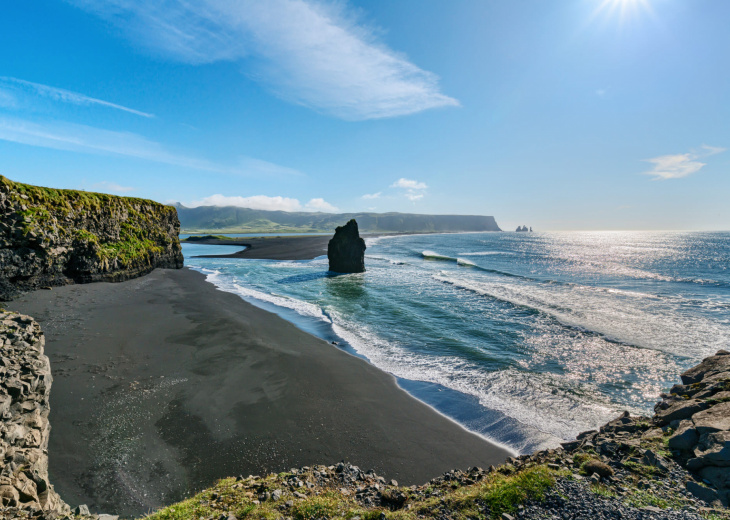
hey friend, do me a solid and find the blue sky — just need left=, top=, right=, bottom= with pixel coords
left=1, top=0, right=727, bottom=230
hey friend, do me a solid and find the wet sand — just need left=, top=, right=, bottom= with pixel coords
left=189, top=235, right=332, bottom=260
left=11, top=268, right=510, bottom=517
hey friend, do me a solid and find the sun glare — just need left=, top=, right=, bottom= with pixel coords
left=595, top=0, right=654, bottom=22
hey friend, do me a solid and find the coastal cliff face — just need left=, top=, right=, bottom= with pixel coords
left=0, top=312, right=69, bottom=517
left=0, top=176, right=184, bottom=301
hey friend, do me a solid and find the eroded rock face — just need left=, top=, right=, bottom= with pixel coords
left=327, top=220, right=366, bottom=274
left=654, top=349, right=730, bottom=505
left=0, top=176, right=184, bottom=301
left=0, top=312, right=69, bottom=516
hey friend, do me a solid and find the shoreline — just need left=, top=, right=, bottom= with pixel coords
left=11, top=267, right=511, bottom=517
left=185, top=231, right=503, bottom=261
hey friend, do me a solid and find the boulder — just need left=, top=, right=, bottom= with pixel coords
left=692, top=401, right=730, bottom=434
left=686, top=481, right=722, bottom=506
left=327, top=220, right=366, bottom=274
left=668, top=420, right=699, bottom=451
left=694, top=431, right=730, bottom=467
left=681, top=351, right=730, bottom=385
left=655, top=399, right=706, bottom=426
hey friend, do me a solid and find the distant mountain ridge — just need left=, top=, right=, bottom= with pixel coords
left=176, top=204, right=501, bottom=233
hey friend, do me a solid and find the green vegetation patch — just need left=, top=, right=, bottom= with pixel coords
left=144, top=465, right=558, bottom=520
left=478, top=465, right=556, bottom=519
left=1, top=175, right=179, bottom=270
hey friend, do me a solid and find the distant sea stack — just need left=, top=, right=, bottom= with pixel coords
left=0, top=175, right=184, bottom=301
left=516, top=225, right=532, bottom=232
left=328, top=219, right=366, bottom=273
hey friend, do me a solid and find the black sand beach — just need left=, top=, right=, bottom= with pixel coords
left=12, top=268, right=511, bottom=517
left=191, top=235, right=331, bottom=260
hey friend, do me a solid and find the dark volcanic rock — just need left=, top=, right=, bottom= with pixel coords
left=0, top=176, right=184, bottom=301
left=327, top=220, right=366, bottom=274
left=681, top=350, right=730, bottom=385
left=0, top=312, right=69, bottom=516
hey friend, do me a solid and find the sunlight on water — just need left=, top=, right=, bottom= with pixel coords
left=184, top=231, right=730, bottom=453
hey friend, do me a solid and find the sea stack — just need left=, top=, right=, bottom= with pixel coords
left=328, top=219, right=366, bottom=273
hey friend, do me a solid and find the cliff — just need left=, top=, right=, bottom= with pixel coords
left=176, top=205, right=502, bottom=234
left=0, top=176, right=184, bottom=301
left=0, top=312, right=69, bottom=517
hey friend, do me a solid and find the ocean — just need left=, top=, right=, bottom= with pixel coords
left=183, top=231, right=730, bottom=455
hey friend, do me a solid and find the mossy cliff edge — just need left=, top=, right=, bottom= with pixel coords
left=0, top=176, right=184, bottom=301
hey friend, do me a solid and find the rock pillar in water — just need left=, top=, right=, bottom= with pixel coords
left=328, top=219, right=366, bottom=273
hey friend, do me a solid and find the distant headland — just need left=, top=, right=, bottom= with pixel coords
left=175, top=203, right=502, bottom=234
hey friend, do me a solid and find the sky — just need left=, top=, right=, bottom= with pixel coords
left=1, top=0, right=728, bottom=231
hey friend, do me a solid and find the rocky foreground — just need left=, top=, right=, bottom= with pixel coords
left=1, top=307, right=728, bottom=520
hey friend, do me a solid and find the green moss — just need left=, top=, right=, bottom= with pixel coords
left=2, top=175, right=179, bottom=270
left=478, top=465, right=555, bottom=519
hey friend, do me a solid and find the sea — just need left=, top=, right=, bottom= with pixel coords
left=182, top=231, right=730, bottom=455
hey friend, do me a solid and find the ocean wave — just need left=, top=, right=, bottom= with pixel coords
left=422, top=250, right=456, bottom=261
left=461, top=251, right=514, bottom=256
left=433, top=273, right=730, bottom=358
left=195, top=267, right=332, bottom=323
left=328, top=311, right=623, bottom=448
left=456, top=258, right=477, bottom=267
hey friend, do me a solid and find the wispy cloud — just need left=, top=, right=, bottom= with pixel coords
left=189, top=194, right=338, bottom=212
left=0, top=115, right=301, bottom=176
left=361, top=192, right=381, bottom=200
left=0, top=76, right=154, bottom=118
left=91, top=181, right=135, bottom=193
left=643, top=145, right=725, bottom=180
left=391, top=177, right=428, bottom=201
left=68, top=0, right=459, bottom=120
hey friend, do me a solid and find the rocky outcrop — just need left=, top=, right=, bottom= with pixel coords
left=0, top=176, right=184, bottom=301
left=327, top=220, right=366, bottom=274
left=656, top=350, right=730, bottom=504
left=0, top=312, right=69, bottom=517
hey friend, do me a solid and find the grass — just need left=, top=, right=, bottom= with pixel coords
left=625, top=489, right=685, bottom=510
left=590, top=483, right=618, bottom=499
left=1, top=175, right=179, bottom=270
left=623, top=461, right=659, bottom=478
left=143, top=465, right=559, bottom=520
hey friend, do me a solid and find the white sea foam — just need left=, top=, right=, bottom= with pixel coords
left=422, top=250, right=456, bottom=261
left=197, top=268, right=332, bottom=323
left=461, top=251, right=514, bottom=256
left=433, top=273, right=729, bottom=359
left=328, top=310, right=622, bottom=448
left=456, top=258, right=477, bottom=267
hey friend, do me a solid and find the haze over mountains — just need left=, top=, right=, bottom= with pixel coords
left=176, top=204, right=501, bottom=234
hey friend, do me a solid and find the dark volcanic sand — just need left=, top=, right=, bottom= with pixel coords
left=11, top=268, right=511, bottom=517
left=191, top=235, right=332, bottom=260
